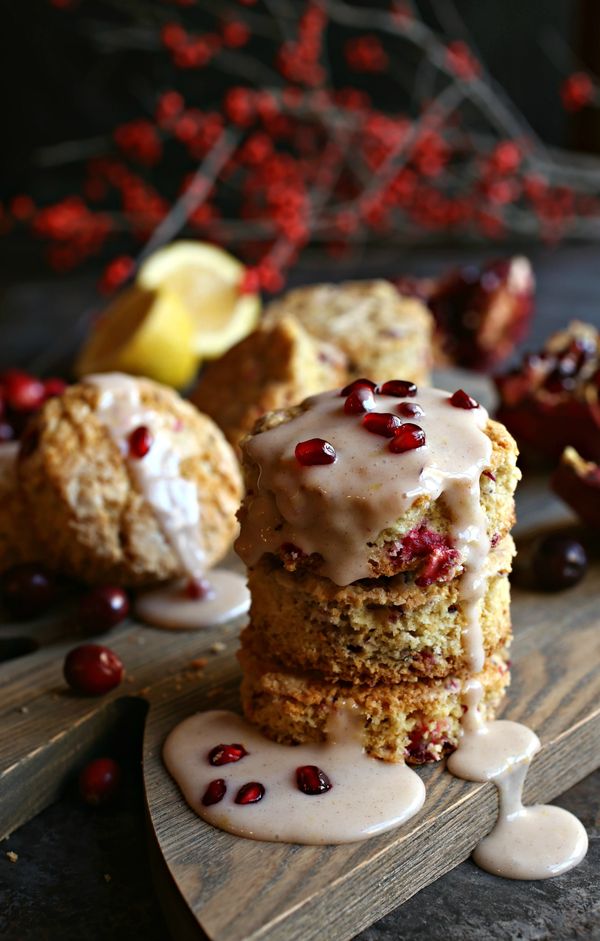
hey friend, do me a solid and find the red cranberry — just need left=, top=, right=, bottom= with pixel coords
left=2, top=370, right=45, bottom=412
left=344, top=387, right=375, bottom=415
left=362, top=412, right=402, bottom=437
left=1, top=564, right=58, bottom=620
left=235, top=782, right=265, bottom=804
left=208, top=743, right=248, bottom=766
left=295, top=438, right=336, bottom=466
left=63, top=644, right=124, bottom=696
left=377, top=379, right=417, bottom=397
left=340, top=378, right=376, bottom=396
left=202, top=779, right=227, bottom=806
left=532, top=534, right=587, bottom=591
left=128, top=425, right=153, bottom=459
left=79, top=757, right=121, bottom=806
left=449, top=389, right=479, bottom=409
left=397, top=402, right=424, bottom=418
left=43, top=377, right=67, bottom=399
left=79, top=586, right=130, bottom=632
left=389, top=424, right=426, bottom=453
left=186, top=577, right=215, bottom=600
left=296, top=765, right=332, bottom=795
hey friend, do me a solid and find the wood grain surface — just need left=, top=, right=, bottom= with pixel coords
left=1, top=479, right=599, bottom=941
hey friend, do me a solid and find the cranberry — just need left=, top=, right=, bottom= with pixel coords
left=397, top=402, right=424, bottom=419
left=79, top=757, right=121, bottom=806
left=340, top=378, right=376, bottom=396
left=296, top=765, right=332, bottom=795
left=295, top=438, right=336, bottom=466
left=208, top=743, right=248, bottom=766
left=449, top=389, right=479, bottom=409
left=79, top=586, right=130, bottom=632
left=1, top=564, right=58, bottom=620
left=2, top=370, right=45, bottom=412
left=186, top=577, right=215, bottom=600
left=43, top=377, right=67, bottom=399
left=344, top=387, right=375, bottom=415
left=202, top=779, right=227, bottom=806
left=389, top=424, right=426, bottom=453
left=235, top=782, right=265, bottom=804
left=63, top=644, right=124, bottom=696
left=532, top=534, right=587, bottom=591
left=377, top=379, right=417, bottom=397
left=362, top=412, right=402, bottom=438
left=128, top=425, right=153, bottom=458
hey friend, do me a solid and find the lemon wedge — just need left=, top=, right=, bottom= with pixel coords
left=136, top=241, right=261, bottom=358
left=75, top=285, right=198, bottom=389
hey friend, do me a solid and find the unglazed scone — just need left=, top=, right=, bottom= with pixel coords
left=191, top=316, right=347, bottom=454
left=263, top=280, right=433, bottom=385
left=17, top=375, right=242, bottom=586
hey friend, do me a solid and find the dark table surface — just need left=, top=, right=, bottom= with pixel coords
left=1, top=242, right=599, bottom=941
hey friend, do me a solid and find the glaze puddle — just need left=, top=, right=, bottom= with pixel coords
left=136, top=570, right=249, bottom=630
left=163, top=705, right=425, bottom=844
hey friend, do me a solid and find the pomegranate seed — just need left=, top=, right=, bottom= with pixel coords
left=44, top=377, right=67, bottom=399
left=344, top=387, right=375, bottom=415
left=296, top=765, right=332, bottom=795
left=340, top=378, right=376, bottom=396
left=235, top=781, right=265, bottom=804
left=202, top=779, right=227, bottom=806
left=1, top=564, right=58, bottom=620
left=186, top=577, right=215, bottom=600
left=2, top=370, right=46, bottom=412
left=397, top=402, right=424, bottom=419
left=128, top=425, right=153, bottom=458
left=79, top=586, right=130, bottom=632
left=208, top=743, right=248, bottom=766
left=63, top=643, right=124, bottom=696
left=295, top=438, right=336, bottom=466
left=449, top=389, right=479, bottom=409
left=389, top=423, right=426, bottom=453
left=79, top=757, right=121, bottom=806
left=362, top=412, right=402, bottom=437
left=377, top=380, right=417, bottom=397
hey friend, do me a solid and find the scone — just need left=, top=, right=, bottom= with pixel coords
left=17, top=374, right=242, bottom=586
left=263, top=279, right=433, bottom=385
left=192, top=316, right=347, bottom=455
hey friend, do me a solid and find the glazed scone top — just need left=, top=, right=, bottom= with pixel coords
left=236, top=385, right=493, bottom=588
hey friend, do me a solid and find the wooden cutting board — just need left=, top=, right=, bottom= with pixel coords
left=1, top=477, right=599, bottom=941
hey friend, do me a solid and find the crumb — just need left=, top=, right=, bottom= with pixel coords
left=138, top=686, right=151, bottom=696
left=210, top=641, right=226, bottom=654
left=190, top=657, right=208, bottom=670
left=6, top=851, right=18, bottom=863
left=137, top=637, right=146, bottom=645
left=206, top=685, right=224, bottom=699
left=126, top=675, right=135, bottom=683
left=103, top=873, right=112, bottom=883
left=19, top=706, right=29, bottom=714
left=175, top=682, right=182, bottom=691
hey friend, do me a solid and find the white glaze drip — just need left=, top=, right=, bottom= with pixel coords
left=163, top=705, right=425, bottom=844
left=136, top=570, right=250, bottom=630
left=87, top=373, right=206, bottom=579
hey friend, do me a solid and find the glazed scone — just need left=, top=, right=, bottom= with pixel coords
left=0, top=442, right=39, bottom=572
left=264, top=280, right=433, bottom=385
left=17, top=375, right=242, bottom=586
left=243, top=535, right=514, bottom=684
left=238, top=645, right=510, bottom=764
left=191, top=316, right=347, bottom=454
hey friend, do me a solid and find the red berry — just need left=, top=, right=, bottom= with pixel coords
left=208, top=743, right=248, bottom=766
left=43, top=377, right=67, bottom=399
left=397, top=402, right=424, bottom=419
left=377, top=380, right=417, bottom=397
left=235, top=782, right=265, bottom=804
left=1, top=564, right=58, bottom=620
left=186, top=577, right=215, bottom=600
left=296, top=765, right=332, bottom=795
left=532, top=534, right=587, bottom=591
left=362, top=411, right=402, bottom=437
left=389, top=423, right=426, bottom=453
left=63, top=644, right=123, bottom=696
left=202, top=778, right=227, bottom=806
left=449, top=389, right=479, bottom=409
left=3, top=371, right=45, bottom=412
left=340, top=378, right=377, bottom=396
left=295, top=438, right=336, bottom=466
left=79, top=757, right=121, bottom=806
left=344, top=386, right=375, bottom=415
left=79, top=586, right=130, bottom=632
left=129, top=425, right=153, bottom=458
